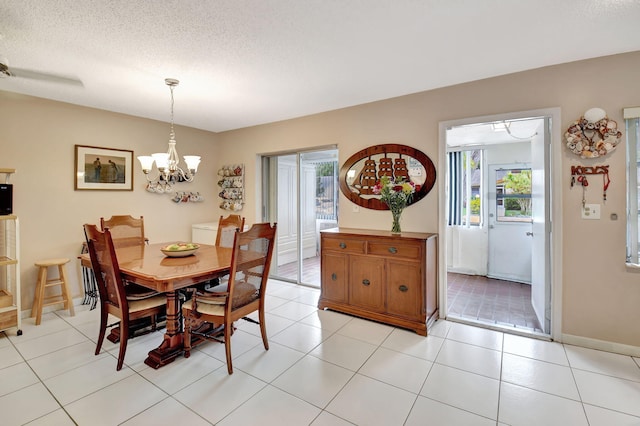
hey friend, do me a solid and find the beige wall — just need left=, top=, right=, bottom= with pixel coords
left=216, top=51, right=640, bottom=349
left=2, top=51, right=640, bottom=349
left=1, top=93, right=220, bottom=310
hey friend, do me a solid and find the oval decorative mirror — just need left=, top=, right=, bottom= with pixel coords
left=339, top=143, right=436, bottom=210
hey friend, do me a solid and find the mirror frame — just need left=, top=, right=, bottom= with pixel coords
left=339, top=143, right=436, bottom=210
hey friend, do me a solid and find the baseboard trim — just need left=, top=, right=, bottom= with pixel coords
left=20, top=296, right=86, bottom=319
left=562, top=333, right=640, bottom=357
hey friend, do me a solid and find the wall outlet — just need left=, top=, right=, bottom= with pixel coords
left=582, top=204, right=601, bottom=220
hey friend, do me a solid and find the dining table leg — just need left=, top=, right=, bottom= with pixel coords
left=144, top=290, right=184, bottom=369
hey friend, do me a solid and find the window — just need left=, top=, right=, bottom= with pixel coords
left=625, top=108, right=640, bottom=264
left=447, top=149, right=482, bottom=226
left=495, top=168, right=532, bottom=223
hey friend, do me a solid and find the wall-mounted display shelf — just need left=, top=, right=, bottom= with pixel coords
left=218, top=164, right=244, bottom=211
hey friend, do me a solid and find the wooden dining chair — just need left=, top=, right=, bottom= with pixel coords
left=215, top=214, right=245, bottom=247
left=100, top=215, right=148, bottom=248
left=182, top=222, right=277, bottom=374
left=199, top=214, right=245, bottom=291
left=84, top=224, right=166, bottom=371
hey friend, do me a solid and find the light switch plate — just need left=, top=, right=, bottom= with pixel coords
left=582, top=204, right=601, bottom=219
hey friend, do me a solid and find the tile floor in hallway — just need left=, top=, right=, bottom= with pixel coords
left=1, top=279, right=640, bottom=425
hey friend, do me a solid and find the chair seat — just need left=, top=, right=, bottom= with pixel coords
left=129, top=294, right=166, bottom=313
left=183, top=298, right=224, bottom=316
left=197, top=281, right=258, bottom=308
left=125, top=283, right=160, bottom=301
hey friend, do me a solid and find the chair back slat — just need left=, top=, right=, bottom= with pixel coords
left=216, top=214, right=245, bottom=247
left=100, top=215, right=146, bottom=248
left=226, top=223, right=276, bottom=310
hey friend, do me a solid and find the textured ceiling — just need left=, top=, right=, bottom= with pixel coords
left=1, top=0, right=639, bottom=133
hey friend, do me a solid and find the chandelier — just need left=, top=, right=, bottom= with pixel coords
left=137, top=78, right=201, bottom=193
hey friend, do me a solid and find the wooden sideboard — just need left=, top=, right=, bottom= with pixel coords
left=319, top=227, right=438, bottom=336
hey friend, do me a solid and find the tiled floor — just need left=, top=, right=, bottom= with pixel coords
left=2, top=279, right=640, bottom=425
left=447, top=272, right=543, bottom=333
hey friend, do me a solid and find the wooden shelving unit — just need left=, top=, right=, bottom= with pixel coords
left=0, top=169, right=21, bottom=336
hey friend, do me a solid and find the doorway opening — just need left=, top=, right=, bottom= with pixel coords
left=261, top=147, right=338, bottom=287
left=443, top=115, right=552, bottom=337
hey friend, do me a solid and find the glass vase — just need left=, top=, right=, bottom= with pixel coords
left=391, top=207, right=403, bottom=234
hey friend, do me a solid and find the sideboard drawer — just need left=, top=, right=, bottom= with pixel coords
left=368, top=242, right=420, bottom=259
left=322, top=238, right=365, bottom=254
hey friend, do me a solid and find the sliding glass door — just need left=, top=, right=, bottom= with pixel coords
left=262, top=147, right=338, bottom=287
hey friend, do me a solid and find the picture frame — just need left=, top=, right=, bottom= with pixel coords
left=74, top=145, right=134, bottom=190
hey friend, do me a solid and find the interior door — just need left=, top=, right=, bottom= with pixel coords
left=530, top=118, right=551, bottom=333
left=487, top=164, right=532, bottom=283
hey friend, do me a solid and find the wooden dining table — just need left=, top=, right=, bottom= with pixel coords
left=81, top=242, right=233, bottom=369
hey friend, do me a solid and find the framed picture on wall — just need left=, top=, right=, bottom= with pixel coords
left=74, top=145, right=134, bottom=190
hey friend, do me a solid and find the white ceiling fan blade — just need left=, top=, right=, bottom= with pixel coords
left=10, top=67, right=83, bottom=87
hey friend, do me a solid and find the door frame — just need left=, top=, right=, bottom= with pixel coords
left=438, top=108, right=563, bottom=340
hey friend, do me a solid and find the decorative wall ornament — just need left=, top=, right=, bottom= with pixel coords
left=565, top=107, right=622, bottom=158
left=218, top=164, right=244, bottom=211
left=570, top=165, right=610, bottom=204
left=339, top=144, right=436, bottom=210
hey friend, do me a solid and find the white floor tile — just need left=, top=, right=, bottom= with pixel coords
left=268, top=300, right=320, bottom=321
left=326, top=374, right=416, bottom=425
left=381, top=327, right=444, bottom=361
left=234, top=341, right=305, bottom=382
left=64, top=374, right=167, bottom=426
left=435, top=339, right=502, bottom=379
left=139, top=350, right=224, bottom=394
left=0, top=362, right=40, bottom=397
left=336, top=316, right=394, bottom=345
left=0, top=344, right=24, bottom=369
left=235, top=311, right=295, bottom=338
left=27, top=340, right=107, bottom=380
left=27, top=408, right=76, bottom=425
left=195, top=328, right=262, bottom=362
left=310, top=411, right=354, bottom=425
left=0, top=383, right=61, bottom=425
left=270, top=321, right=331, bottom=353
left=122, top=397, right=210, bottom=425
left=421, top=363, right=499, bottom=420
left=14, top=327, right=89, bottom=360
left=583, top=403, right=640, bottom=426
left=105, top=329, right=165, bottom=372
left=574, top=369, right=640, bottom=417
left=5, top=297, right=640, bottom=425
left=174, top=369, right=266, bottom=424
left=44, top=355, right=135, bottom=405
left=406, top=396, right=496, bottom=426
left=565, top=345, right=640, bottom=381
left=309, top=333, right=377, bottom=371
left=8, top=312, right=71, bottom=343
left=300, top=309, right=353, bottom=333
left=293, top=287, right=321, bottom=306
left=264, top=294, right=290, bottom=311
left=503, top=333, right=569, bottom=365
left=217, top=385, right=321, bottom=426
left=498, top=382, right=588, bottom=426
left=270, top=284, right=316, bottom=300
left=359, top=346, right=432, bottom=393
left=447, top=321, right=504, bottom=350
left=501, top=353, right=580, bottom=400
left=428, top=319, right=452, bottom=338
left=272, top=355, right=354, bottom=408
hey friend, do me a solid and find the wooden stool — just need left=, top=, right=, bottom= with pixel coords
left=31, top=258, right=75, bottom=325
